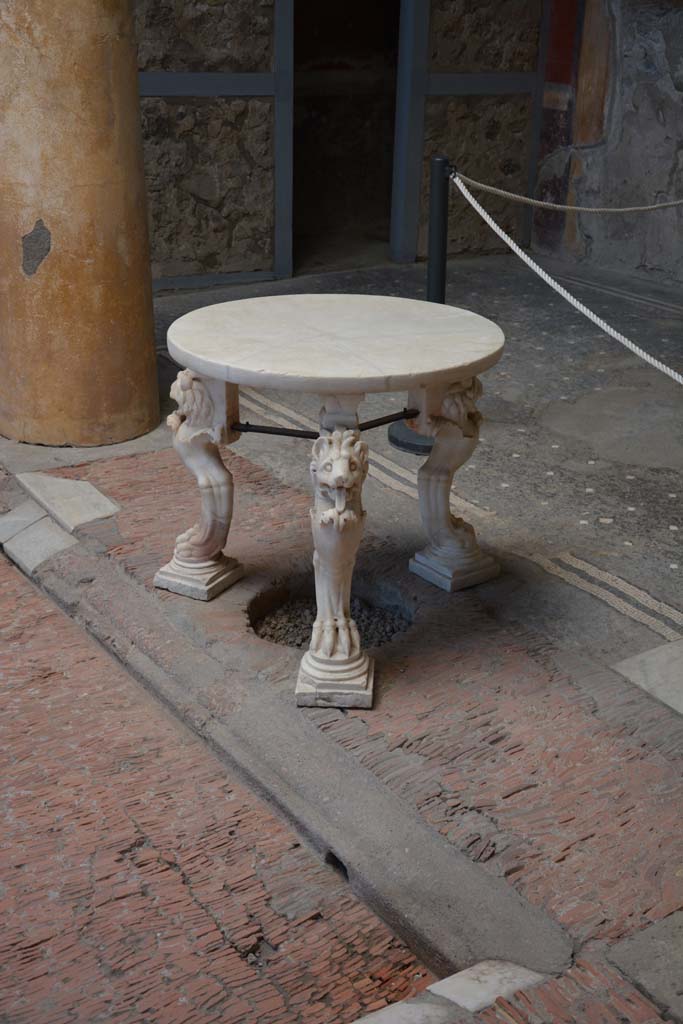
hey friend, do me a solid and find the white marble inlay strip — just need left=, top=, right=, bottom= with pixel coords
left=523, top=554, right=682, bottom=642
left=559, top=552, right=683, bottom=627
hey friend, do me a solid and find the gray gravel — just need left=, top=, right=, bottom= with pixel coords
left=254, top=595, right=410, bottom=649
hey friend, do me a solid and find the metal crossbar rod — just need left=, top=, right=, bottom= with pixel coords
left=233, top=408, right=420, bottom=440
left=232, top=422, right=317, bottom=439
left=358, top=408, right=420, bottom=431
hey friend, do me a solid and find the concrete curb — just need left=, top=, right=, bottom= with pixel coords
left=17, top=534, right=573, bottom=979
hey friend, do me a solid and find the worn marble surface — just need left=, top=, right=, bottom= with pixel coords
left=167, top=294, right=504, bottom=392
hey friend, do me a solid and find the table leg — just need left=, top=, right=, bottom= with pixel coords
left=409, top=378, right=499, bottom=592
left=296, top=398, right=374, bottom=708
left=154, top=369, right=244, bottom=600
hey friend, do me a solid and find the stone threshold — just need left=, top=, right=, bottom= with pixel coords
left=352, top=960, right=549, bottom=1023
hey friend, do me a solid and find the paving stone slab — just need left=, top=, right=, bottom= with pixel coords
left=16, top=472, right=119, bottom=533
left=613, top=640, right=683, bottom=715
left=4, top=518, right=78, bottom=574
left=428, top=960, right=549, bottom=1012
left=354, top=992, right=475, bottom=1024
left=0, top=499, right=46, bottom=543
left=607, top=911, right=683, bottom=1020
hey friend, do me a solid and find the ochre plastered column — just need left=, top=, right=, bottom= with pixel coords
left=0, top=0, right=159, bottom=445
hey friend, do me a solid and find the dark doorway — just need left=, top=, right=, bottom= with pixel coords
left=293, top=0, right=401, bottom=273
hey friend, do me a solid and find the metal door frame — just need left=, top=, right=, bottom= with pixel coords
left=138, top=0, right=551, bottom=286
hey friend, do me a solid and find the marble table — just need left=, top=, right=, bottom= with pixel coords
left=155, top=293, right=505, bottom=708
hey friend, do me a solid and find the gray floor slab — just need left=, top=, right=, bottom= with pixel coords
left=608, top=911, right=683, bottom=1020
left=4, top=518, right=79, bottom=574
left=613, top=640, right=683, bottom=715
left=17, top=473, right=119, bottom=534
left=0, top=499, right=46, bottom=543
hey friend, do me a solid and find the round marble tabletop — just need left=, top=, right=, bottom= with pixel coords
left=168, top=293, right=505, bottom=394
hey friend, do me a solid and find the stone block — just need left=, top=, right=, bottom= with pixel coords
left=0, top=499, right=46, bottom=543
left=613, top=640, right=683, bottom=715
left=4, top=519, right=78, bottom=575
left=354, top=991, right=475, bottom=1023
left=608, top=911, right=683, bottom=1020
left=17, top=473, right=119, bottom=534
left=428, top=960, right=549, bottom=1012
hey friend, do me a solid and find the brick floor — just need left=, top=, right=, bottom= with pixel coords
left=0, top=555, right=432, bottom=1024
left=55, top=446, right=683, bottom=953
left=476, top=955, right=665, bottom=1024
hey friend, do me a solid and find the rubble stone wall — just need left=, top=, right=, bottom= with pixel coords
left=429, top=0, right=541, bottom=73
left=135, top=0, right=274, bottom=72
left=420, top=95, right=533, bottom=257
left=140, top=98, right=274, bottom=279
left=420, top=0, right=542, bottom=257
left=535, top=0, right=683, bottom=285
left=136, top=1, right=275, bottom=278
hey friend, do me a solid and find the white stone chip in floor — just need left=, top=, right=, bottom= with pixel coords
left=613, top=639, right=683, bottom=715
left=4, top=518, right=79, bottom=575
left=16, top=472, right=119, bottom=533
left=427, top=960, right=548, bottom=1012
left=352, top=960, right=549, bottom=1022
left=0, top=499, right=46, bottom=543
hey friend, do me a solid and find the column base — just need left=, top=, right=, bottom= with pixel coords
left=296, top=650, right=375, bottom=708
left=154, top=554, right=244, bottom=601
left=409, top=549, right=499, bottom=593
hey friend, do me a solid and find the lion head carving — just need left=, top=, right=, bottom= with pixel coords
left=438, top=377, right=483, bottom=437
left=311, top=429, right=368, bottom=524
left=167, top=369, right=216, bottom=436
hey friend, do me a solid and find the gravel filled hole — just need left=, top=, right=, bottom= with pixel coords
left=254, top=595, right=410, bottom=649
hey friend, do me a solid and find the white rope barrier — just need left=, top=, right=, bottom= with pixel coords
left=457, top=172, right=683, bottom=213
left=451, top=172, right=683, bottom=388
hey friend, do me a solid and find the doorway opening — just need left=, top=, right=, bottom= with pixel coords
left=293, top=0, right=401, bottom=273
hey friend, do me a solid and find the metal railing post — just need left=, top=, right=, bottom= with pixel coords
left=388, top=154, right=452, bottom=454
left=426, top=154, right=451, bottom=303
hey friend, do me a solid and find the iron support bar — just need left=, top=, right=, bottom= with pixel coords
left=233, top=422, right=318, bottom=440
left=358, top=408, right=419, bottom=431
left=232, top=408, right=420, bottom=441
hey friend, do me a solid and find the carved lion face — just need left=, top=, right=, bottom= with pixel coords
left=169, top=369, right=214, bottom=428
left=311, top=430, right=368, bottom=513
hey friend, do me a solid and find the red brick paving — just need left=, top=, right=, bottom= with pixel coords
left=477, top=956, right=665, bottom=1024
left=54, top=446, right=683, bottom=953
left=0, top=555, right=432, bottom=1023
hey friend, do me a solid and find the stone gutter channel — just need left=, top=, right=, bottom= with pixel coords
left=1, top=471, right=583, bottom=1021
